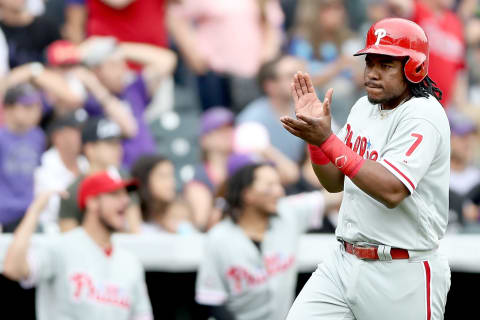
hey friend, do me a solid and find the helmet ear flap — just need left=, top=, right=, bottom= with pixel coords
left=404, top=57, right=428, bottom=83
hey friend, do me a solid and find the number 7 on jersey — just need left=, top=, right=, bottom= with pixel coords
left=406, top=133, right=423, bottom=156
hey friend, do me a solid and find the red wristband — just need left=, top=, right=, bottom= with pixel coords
left=308, top=144, right=330, bottom=165
left=320, top=133, right=365, bottom=178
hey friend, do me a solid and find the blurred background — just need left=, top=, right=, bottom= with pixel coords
left=0, top=0, right=480, bottom=318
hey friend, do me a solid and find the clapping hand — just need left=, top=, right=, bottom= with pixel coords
left=280, top=72, right=334, bottom=146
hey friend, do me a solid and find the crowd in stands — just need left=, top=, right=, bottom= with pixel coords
left=1, top=0, right=480, bottom=236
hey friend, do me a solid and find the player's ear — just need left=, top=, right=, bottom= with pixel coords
left=242, top=187, right=255, bottom=207
left=85, top=196, right=99, bottom=214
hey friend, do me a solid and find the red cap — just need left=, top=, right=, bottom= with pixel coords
left=47, top=40, right=81, bottom=67
left=78, top=169, right=138, bottom=210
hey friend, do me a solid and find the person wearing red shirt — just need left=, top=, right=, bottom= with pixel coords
left=63, top=0, right=174, bottom=48
left=388, top=0, right=466, bottom=106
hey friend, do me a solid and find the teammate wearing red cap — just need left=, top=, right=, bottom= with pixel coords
left=281, top=18, right=450, bottom=319
left=3, top=169, right=153, bottom=320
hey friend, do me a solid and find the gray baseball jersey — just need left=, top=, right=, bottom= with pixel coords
left=335, top=95, right=450, bottom=250
left=196, top=191, right=326, bottom=320
left=287, top=95, right=451, bottom=320
left=21, top=228, right=153, bottom=320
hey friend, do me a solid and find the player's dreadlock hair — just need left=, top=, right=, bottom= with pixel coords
left=408, top=75, right=443, bottom=102
left=401, top=58, right=442, bottom=101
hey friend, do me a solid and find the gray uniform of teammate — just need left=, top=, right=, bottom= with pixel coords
left=22, top=228, right=153, bottom=320
left=196, top=192, right=326, bottom=320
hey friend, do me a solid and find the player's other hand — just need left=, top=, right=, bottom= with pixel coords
left=31, top=190, right=69, bottom=213
left=280, top=71, right=334, bottom=146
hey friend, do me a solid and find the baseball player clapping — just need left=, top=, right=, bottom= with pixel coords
left=281, top=18, right=451, bottom=320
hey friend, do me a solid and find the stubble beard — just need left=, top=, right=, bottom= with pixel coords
left=98, top=201, right=119, bottom=234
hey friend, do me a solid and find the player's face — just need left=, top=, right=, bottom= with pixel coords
left=149, top=161, right=176, bottom=203
left=97, top=189, right=130, bottom=232
left=364, top=54, right=409, bottom=107
left=246, top=166, right=285, bottom=215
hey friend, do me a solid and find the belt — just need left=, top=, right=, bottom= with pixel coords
left=342, top=240, right=409, bottom=260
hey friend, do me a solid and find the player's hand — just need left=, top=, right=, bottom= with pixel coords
left=30, top=190, right=69, bottom=213
left=280, top=72, right=334, bottom=146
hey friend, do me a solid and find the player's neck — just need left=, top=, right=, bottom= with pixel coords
left=83, top=218, right=112, bottom=250
left=381, top=91, right=412, bottom=110
left=237, top=207, right=270, bottom=241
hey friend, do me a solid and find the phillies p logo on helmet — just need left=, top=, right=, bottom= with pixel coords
left=374, top=29, right=387, bottom=46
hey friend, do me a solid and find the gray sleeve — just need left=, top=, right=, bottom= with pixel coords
left=277, top=191, right=326, bottom=233
left=20, top=243, right=57, bottom=289
left=130, top=263, right=153, bottom=320
left=195, top=236, right=229, bottom=306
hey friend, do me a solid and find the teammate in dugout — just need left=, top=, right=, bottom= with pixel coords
left=3, top=169, right=153, bottom=320
left=281, top=18, right=451, bottom=319
left=195, top=162, right=342, bottom=320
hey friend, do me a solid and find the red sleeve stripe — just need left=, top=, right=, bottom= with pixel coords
left=423, top=261, right=432, bottom=320
left=383, top=159, right=416, bottom=190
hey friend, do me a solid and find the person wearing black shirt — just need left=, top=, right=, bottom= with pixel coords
left=0, top=0, right=60, bottom=68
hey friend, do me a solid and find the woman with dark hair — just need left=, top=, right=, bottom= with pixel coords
left=131, top=154, right=196, bottom=234
left=195, top=162, right=340, bottom=320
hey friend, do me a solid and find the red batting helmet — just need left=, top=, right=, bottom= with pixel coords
left=354, top=18, right=429, bottom=84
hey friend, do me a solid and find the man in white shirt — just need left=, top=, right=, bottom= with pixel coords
left=281, top=18, right=451, bottom=320
left=34, top=109, right=90, bottom=232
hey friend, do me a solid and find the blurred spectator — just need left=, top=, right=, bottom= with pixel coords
left=237, top=55, right=306, bottom=162
left=34, top=109, right=89, bottom=233
left=465, top=16, right=480, bottom=105
left=285, top=145, right=342, bottom=233
left=389, top=0, right=466, bottom=106
left=463, top=183, right=480, bottom=231
left=0, top=0, right=60, bottom=68
left=58, top=117, right=141, bottom=232
left=0, top=28, right=8, bottom=76
left=280, top=0, right=299, bottom=32
left=183, top=107, right=235, bottom=231
left=447, top=108, right=480, bottom=232
left=285, top=146, right=323, bottom=195
left=50, top=37, right=177, bottom=167
left=131, top=154, right=196, bottom=234
left=184, top=107, right=299, bottom=231
left=5, top=61, right=82, bottom=113
left=448, top=108, right=480, bottom=195
left=289, top=0, right=363, bottom=125
left=455, top=0, right=478, bottom=22
left=168, top=0, right=284, bottom=110
left=0, top=28, right=8, bottom=122
left=63, top=0, right=173, bottom=47
left=0, top=83, right=44, bottom=232
left=359, top=0, right=390, bottom=34
left=196, top=163, right=334, bottom=319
